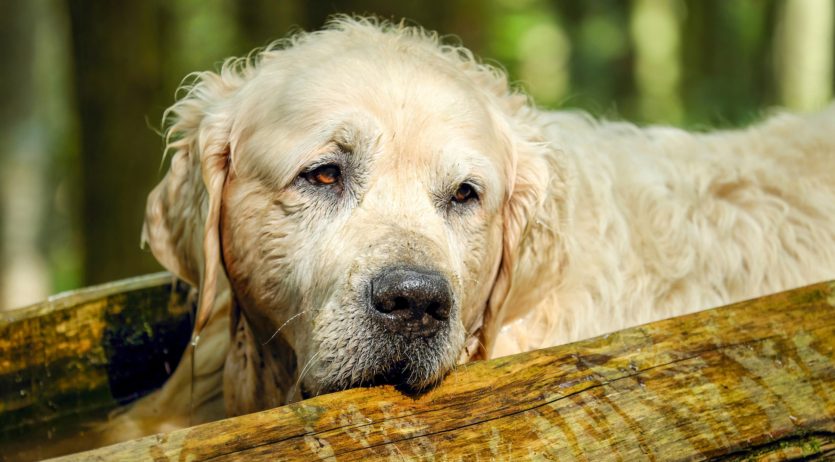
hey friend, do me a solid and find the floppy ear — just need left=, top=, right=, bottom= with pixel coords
left=475, top=117, right=553, bottom=360
left=142, top=69, right=242, bottom=338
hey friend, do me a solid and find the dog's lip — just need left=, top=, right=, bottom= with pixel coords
left=312, top=356, right=445, bottom=396
left=366, top=359, right=447, bottom=394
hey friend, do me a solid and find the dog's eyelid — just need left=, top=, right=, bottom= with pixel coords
left=301, top=149, right=344, bottom=172
left=458, top=178, right=484, bottom=195
left=303, top=160, right=339, bottom=173
left=300, top=142, right=352, bottom=172
left=464, top=179, right=484, bottom=193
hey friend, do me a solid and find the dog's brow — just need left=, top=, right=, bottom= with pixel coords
left=249, top=123, right=346, bottom=188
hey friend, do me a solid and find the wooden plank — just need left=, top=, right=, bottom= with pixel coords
left=0, top=273, right=194, bottom=461
left=51, top=280, right=835, bottom=461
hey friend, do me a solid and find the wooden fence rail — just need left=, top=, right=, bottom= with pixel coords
left=0, top=274, right=194, bottom=461
left=29, top=279, right=835, bottom=461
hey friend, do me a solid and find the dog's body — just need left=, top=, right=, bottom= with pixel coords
left=494, top=108, right=835, bottom=356
left=103, top=17, right=835, bottom=441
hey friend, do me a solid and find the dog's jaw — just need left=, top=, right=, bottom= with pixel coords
left=223, top=306, right=300, bottom=416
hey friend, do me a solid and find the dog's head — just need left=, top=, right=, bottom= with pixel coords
left=143, top=18, right=553, bottom=411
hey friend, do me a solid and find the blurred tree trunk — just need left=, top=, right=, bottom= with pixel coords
left=0, top=1, right=42, bottom=308
left=235, top=0, right=305, bottom=50
left=67, top=2, right=167, bottom=285
left=0, top=0, right=78, bottom=309
left=681, top=1, right=779, bottom=126
left=775, top=0, right=834, bottom=111
left=629, top=0, right=684, bottom=124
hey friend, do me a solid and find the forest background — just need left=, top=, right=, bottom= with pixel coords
left=1, top=0, right=832, bottom=310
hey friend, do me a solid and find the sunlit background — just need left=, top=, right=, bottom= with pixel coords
left=1, top=0, right=833, bottom=310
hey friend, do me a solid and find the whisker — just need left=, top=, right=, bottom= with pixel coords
left=291, top=350, right=322, bottom=400
left=474, top=338, right=487, bottom=356
left=262, top=310, right=308, bottom=346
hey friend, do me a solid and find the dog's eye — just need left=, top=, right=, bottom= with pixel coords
left=304, top=164, right=341, bottom=186
left=452, top=183, right=477, bottom=204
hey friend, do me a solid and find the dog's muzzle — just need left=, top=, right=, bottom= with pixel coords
left=369, top=266, right=452, bottom=338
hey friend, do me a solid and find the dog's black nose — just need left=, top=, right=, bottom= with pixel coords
left=370, top=267, right=452, bottom=337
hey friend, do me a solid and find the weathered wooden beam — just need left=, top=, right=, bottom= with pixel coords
left=0, top=273, right=193, bottom=461
left=51, top=280, right=835, bottom=461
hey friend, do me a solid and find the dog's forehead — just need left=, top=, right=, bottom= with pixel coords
left=283, top=45, right=494, bottom=129
left=234, top=43, right=509, bottom=185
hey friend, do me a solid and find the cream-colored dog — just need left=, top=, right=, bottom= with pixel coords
left=108, top=17, right=835, bottom=439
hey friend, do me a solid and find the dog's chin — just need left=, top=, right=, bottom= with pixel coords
left=302, top=336, right=457, bottom=398
left=306, top=360, right=448, bottom=398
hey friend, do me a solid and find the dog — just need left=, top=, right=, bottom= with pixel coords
left=105, top=16, right=835, bottom=440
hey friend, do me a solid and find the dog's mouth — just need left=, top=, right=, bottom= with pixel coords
left=298, top=265, right=460, bottom=399
left=293, top=323, right=454, bottom=400
left=361, top=359, right=428, bottom=391
left=302, top=353, right=449, bottom=399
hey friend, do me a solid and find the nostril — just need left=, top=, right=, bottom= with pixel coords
left=375, top=296, right=412, bottom=314
left=425, top=301, right=448, bottom=321
left=393, top=296, right=410, bottom=312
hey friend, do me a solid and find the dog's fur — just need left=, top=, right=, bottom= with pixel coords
left=105, top=17, right=835, bottom=440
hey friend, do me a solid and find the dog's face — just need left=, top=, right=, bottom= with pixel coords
left=144, top=19, right=551, bottom=410
left=220, top=41, right=509, bottom=395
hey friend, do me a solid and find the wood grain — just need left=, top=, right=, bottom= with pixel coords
left=0, top=273, right=193, bottom=461
left=50, top=280, right=835, bottom=461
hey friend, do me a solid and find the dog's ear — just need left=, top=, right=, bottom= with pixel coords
left=142, top=69, right=243, bottom=338
left=476, top=110, right=553, bottom=359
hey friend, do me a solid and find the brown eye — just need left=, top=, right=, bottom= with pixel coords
left=304, top=164, right=341, bottom=186
left=452, top=183, right=477, bottom=203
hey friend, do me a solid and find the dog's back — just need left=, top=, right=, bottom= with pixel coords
left=494, top=106, right=835, bottom=355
